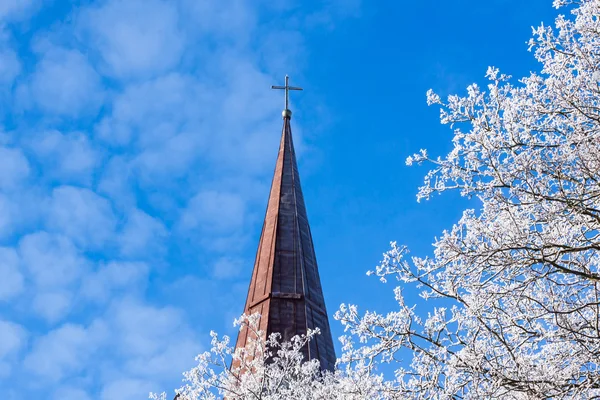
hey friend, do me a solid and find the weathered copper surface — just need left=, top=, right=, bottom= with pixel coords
left=234, top=115, right=336, bottom=371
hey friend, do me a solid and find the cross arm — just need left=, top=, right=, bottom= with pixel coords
left=271, top=75, right=303, bottom=112
left=271, top=86, right=302, bottom=90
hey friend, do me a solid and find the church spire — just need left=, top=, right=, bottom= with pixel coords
left=234, top=76, right=336, bottom=371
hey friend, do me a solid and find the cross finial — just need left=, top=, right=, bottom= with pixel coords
left=271, top=75, right=302, bottom=118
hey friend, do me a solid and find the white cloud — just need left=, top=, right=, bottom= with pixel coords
left=180, top=190, right=246, bottom=234
left=23, top=46, right=104, bottom=117
left=0, top=319, right=26, bottom=358
left=0, top=0, right=40, bottom=22
left=178, top=189, right=252, bottom=254
left=30, top=130, right=100, bottom=185
left=80, top=0, right=184, bottom=79
left=24, top=321, right=107, bottom=381
left=0, top=146, right=30, bottom=190
left=159, top=275, right=246, bottom=333
left=0, top=0, right=351, bottom=396
left=32, top=290, right=73, bottom=323
left=22, top=298, right=198, bottom=391
left=177, top=0, right=256, bottom=39
left=100, top=378, right=155, bottom=400
left=212, top=256, right=244, bottom=280
left=215, top=58, right=278, bottom=130
left=108, top=299, right=200, bottom=386
left=132, top=131, right=204, bottom=181
left=0, top=189, right=46, bottom=240
left=125, top=336, right=199, bottom=379
left=95, top=73, right=214, bottom=187
left=195, top=59, right=283, bottom=174
left=97, top=155, right=135, bottom=210
left=46, top=186, right=116, bottom=248
left=33, top=290, right=72, bottom=322
left=304, top=0, right=361, bottom=29
left=119, top=209, right=167, bottom=258
left=81, top=261, right=148, bottom=303
left=0, top=194, right=16, bottom=239
left=94, top=61, right=281, bottom=181
left=0, top=247, right=24, bottom=301
left=112, top=299, right=186, bottom=357
left=0, top=319, right=26, bottom=378
left=95, top=73, right=206, bottom=147
left=0, top=46, right=20, bottom=86
left=19, top=231, right=88, bottom=288
left=52, top=387, right=92, bottom=400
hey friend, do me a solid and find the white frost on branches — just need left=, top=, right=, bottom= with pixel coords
left=150, top=314, right=393, bottom=400
left=156, top=1, right=600, bottom=398
left=344, top=0, right=600, bottom=398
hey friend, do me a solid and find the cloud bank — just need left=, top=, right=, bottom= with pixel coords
left=0, top=0, right=359, bottom=398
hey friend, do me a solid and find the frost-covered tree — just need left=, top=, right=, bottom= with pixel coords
left=150, top=314, right=393, bottom=400
left=338, top=0, right=600, bottom=398
left=156, top=1, right=600, bottom=398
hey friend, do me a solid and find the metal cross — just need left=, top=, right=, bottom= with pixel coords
left=271, top=75, right=302, bottom=110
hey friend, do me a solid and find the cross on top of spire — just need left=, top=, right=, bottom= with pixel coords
left=271, top=75, right=302, bottom=118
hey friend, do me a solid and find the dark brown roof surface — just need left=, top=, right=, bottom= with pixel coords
left=234, top=114, right=336, bottom=371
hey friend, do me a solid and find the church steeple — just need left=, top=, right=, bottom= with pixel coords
left=234, top=77, right=336, bottom=371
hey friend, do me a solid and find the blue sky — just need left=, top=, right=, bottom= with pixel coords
left=0, top=0, right=562, bottom=398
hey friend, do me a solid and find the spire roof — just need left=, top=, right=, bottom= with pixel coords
left=234, top=109, right=336, bottom=371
